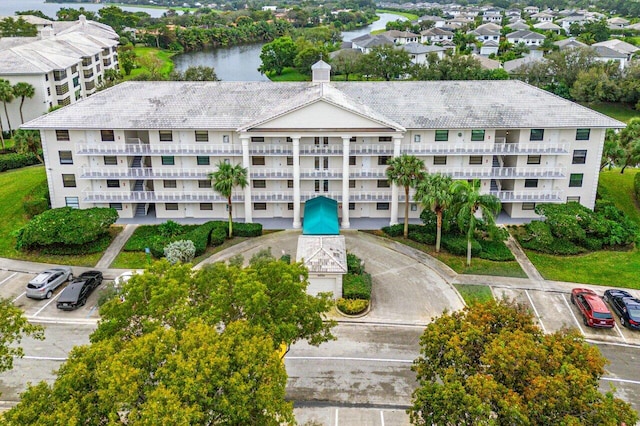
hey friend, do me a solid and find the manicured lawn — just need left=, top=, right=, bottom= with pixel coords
left=376, top=9, right=419, bottom=20
left=526, top=249, right=640, bottom=289
left=127, top=47, right=175, bottom=80
left=454, top=284, right=494, bottom=305
left=267, top=68, right=309, bottom=82
left=598, top=168, right=640, bottom=225
left=583, top=102, right=640, bottom=123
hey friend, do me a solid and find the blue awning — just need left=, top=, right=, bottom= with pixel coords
left=303, top=196, right=339, bottom=235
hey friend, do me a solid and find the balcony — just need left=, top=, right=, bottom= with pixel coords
left=350, top=144, right=394, bottom=155
left=83, top=70, right=94, bottom=79
left=83, top=190, right=236, bottom=203
left=492, top=142, right=570, bottom=154
left=79, top=167, right=210, bottom=179
left=300, top=168, right=343, bottom=179
left=300, top=145, right=343, bottom=155
left=250, top=168, right=293, bottom=179
left=402, top=142, right=493, bottom=155
left=85, top=81, right=95, bottom=91
left=103, top=59, right=112, bottom=67
left=249, top=144, right=292, bottom=155
left=349, top=170, right=387, bottom=179
left=75, top=141, right=243, bottom=155
left=490, top=190, right=563, bottom=202
left=438, top=166, right=566, bottom=179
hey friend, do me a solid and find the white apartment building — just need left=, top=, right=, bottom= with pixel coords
left=23, top=70, right=624, bottom=228
left=0, top=15, right=119, bottom=130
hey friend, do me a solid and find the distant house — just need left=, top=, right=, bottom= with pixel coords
left=504, top=55, right=545, bottom=74
left=468, top=24, right=501, bottom=43
left=351, top=34, right=394, bottom=53
left=471, top=53, right=502, bottom=70
left=420, top=27, right=454, bottom=44
left=533, top=21, right=562, bottom=33
left=531, top=12, right=554, bottom=23
left=506, top=9, right=521, bottom=19
left=554, top=37, right=587, bottom=50
left=400, top=43, right=447, bottom=64
left=508, top=20, right=531, bottom=31
left=380, top=30, right=420, bottom=45
left=479, top=40, right=499, bottom=56
left=625, top=22, right=640, bottom=31
left=607, top=17, right=629, bottom=28
left=556, top=14, right=592, bottom=33
left=445, top=16, right=474, bottom=28
left=506, top=30, right=546, bottom=47
left=483, top=8, right=503, bottom=23
left=417, top=15, right=446, bottom=28
left=593, top=39, right=639, bottom=61
left=593, top=45, right=629, bottom=70
left=524, top=6, right=540, bottom=15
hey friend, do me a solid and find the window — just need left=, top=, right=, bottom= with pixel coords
left=349, top=136, right=356, bottom=142
left=471, top=130, right=485, bottom=141
left=161, top=156, right=175, bottom=165
left=56, top=130, right=70, bottom=141
left=73, top=76, right=79, bottom=87
left=223, top=135, right=230, bottom=143
left=100, top=130, right=115, bottom=141
left=254, top=203, right=267, bottom=210
left=349, top=156, right=356, bottom=166
left=62, top=174, right=76, bottom=187
left=524, top=179, right=538, bottom=188
left=469, top=156, right=483, bottom=165
left=195, top=131, right=209, bottom=142
left=251, top=137, right=264, bottom=142
left=572, top=150, right=587, bottom=164
left=65, top=196, right=79, bottom=208
left=569, top=173, right=583, bottom=187
left=433, top=156, right=447, bottom=165
left=288, top=203, right=294, bottom=210
left=104, top=156, right=117, bottom=165
left=323, top=180, right=329, bottom=192
left=287, top=180, right=294, bottom=188
left=287, top=157, right=294, bottom=166
left=286, top=137, right=292, bottom=142
left=252, top=156, right=265, bottom=166
left=165, top=203, right=179, bottom=211
left=159, top=130, right=173, bottom=142
left=527, top=155, right=541, bottom=165
left=198, top=180, right=210, bottom=188
left=314, top=180, right=320, bottom=192
left=411, top=204, right=418, bottom=211
left=414, top=134, right=421, bottom=143
left=522, top=202, right=536, bottom=211
left=379, top=136, right=392, bottom=142
left=377, top=180, right=390, bottom=188
left=377, top=202, right=390, bottom=210
left=314, top=137, right=329, bottom=145
left=349, top=202, right=355, bottom=210
left=378, top=156, right=390, bottom=165
left=47, top=87, right=51, bottom=96
left=200, top=203, right=213, bottom=210
left=529, top=129, right=544, bottom=141
left=576, top=129, right=590, bottom=140
left=107, top=179, right=120, bottom=188
left=435, top=130, right=449, bottom=142
left=567, top=196, right=581, bottom=203
left=349, top=180, right=356, bottom=188
left=253, top=180, right=266, bottom=189
left=59, top=151, right=73, bottom=164
left=163, top=180, right=177, bottom=189
left=197, top=156, right=210, bottom=166
left=109, top=202, right=123, bottom=210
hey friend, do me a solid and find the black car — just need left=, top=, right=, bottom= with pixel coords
left=56, top=271, right=103, bottom=311
left=603, top=289, right=640, bottom=330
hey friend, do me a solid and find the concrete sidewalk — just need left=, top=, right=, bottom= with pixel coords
left=95, top=224, right=138, bottom=269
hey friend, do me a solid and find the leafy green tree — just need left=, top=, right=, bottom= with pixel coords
left=294, top=43, right=329, bottom=75
left=258, top=36, right=297, bottom=76
left=386, top=154, right=426, bottom=238
left=118, top=45, right=136, bottom=76
left=13, top=129, right=42, bottom=163
left=0, top=298, right=44, bottom=376
left=617, top=117, right=640, bottom=174
left=0, top=78, right=15, bottom=135
left=357, top=45, right=413, bottom=81
left=331, top=49, right=361, bottom=81
left=170, top=66, right=218, bottom=81
left=521, top=47, right=598, bottom=91
left=209, top=161, right=248, bottom=238
left=601, top=129, right=624, bottom=170
left=0, top=17, right=37, bottom=37
left=15, top=10, right=53, bottom=20
left=12, top=82, right=35, bottom=124
left=450, top=179, right=501, bottom=265
left=570, top=66, right=620, bottom=103
left=56, top=7, right=97, bottom=21
left=415, top=173, right=453, bottom=252
left=409, top=299, right=638, bottom=426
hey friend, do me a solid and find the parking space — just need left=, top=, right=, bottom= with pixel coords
left=491, top=287, right=640, bottom=345
left=293, top=407, right=410, bottom=426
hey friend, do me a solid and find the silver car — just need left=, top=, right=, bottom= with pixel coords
left=25, top=267, right=73, bottom=299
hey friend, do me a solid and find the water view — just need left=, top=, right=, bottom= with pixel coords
left=0, top=0, right=170, bottom=18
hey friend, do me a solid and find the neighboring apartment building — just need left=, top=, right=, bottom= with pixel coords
left=23, top=66, right=624, bottom=227
left=0, top=15, right=119, bottom=130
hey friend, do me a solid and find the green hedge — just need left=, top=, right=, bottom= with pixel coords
left=232, top=222, right=262, bottom=237
left=336, top=298, right=368, bottom=315
left=635, top=172, right=640, bottom=202
left=0, top=152, right=41, bottom=172
left=478, top=240, right=514, bottom=261
left=441, top=235, right=482, bottom=257
left=40, top=233, right=114, bottom=255
left=343, top=273, right=372, bottom=300
left=22, top=179, right=50, bottom=218
left=347, top=253, right=364, bottom=275
left=408, top=227, right=436, bottom=245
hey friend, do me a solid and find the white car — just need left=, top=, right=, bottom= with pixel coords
left=114, top=270, right=142, bottom=290
left=26, top=267, right=73, bottom=299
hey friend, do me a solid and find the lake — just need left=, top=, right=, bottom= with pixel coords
left=0, top=0, right=170, bottom=18
left=172, top=12, right=408, bottom=81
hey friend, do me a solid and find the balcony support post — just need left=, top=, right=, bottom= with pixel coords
left=241, top=137, right=253, bottom=223
left=292, top=137, right=301, bottom=229
left=389, top=136, right=402, bottom=226
left=341, top=137, right=351, bottom=228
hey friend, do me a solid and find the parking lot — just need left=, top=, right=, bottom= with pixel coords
left=492, top=286, right=640, bottom=345
left=0, top=269, right=103, bottom=323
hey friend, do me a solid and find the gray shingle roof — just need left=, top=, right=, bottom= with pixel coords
left=23, top=80, right=625, bottom=131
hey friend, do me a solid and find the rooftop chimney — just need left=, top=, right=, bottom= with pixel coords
left=311, top=59, right=331, bottom=83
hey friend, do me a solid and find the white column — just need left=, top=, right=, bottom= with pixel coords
left=292, top=137, right=301, bottom=229
left=241, top=137, right=252, bottom=223
left=341, top=136, right=351, bottom=229
left=389, top=136, right=402, bottom=226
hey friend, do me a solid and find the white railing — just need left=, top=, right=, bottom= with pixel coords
left=79, top=167, right=211, bottom=179
left=493, top=142, right=570, bottom=154
left=438, top=166, right=566, bottom=179
left=349, top=170, right=387, bottom=178
left=250, top=168, right=293, bottom=179
left=76, top=143, right=242, bottom=155
left=402, top=142, right=493, bottom=155
left=300, top=145, right=343, bottom=155
left=349, top=144, right=394, bottom=155
left=300, top=168, right=343, bottom=178
left=249, top=144, right=292, bottom=155
left=490, top=190, right=563, bottom=202
left=82, top=190, right=237, bottom=202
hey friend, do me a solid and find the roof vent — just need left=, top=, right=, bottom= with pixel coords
left=79, top=14, right=87, bottom=24
left=311, top=60, right=331, bottom=83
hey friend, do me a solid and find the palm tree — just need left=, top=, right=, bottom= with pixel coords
left=415, top=173, right=453, bottom=252
left=0, top=79, right=15, bottom=135
left=450, top=179, right=501, bottom=266
left=13, top=129, right=43, bottom=163
left=209, top=161, right=248, bottom=238
left=12, top=82, right=35, bottom=124
left=385, top=154, right=426, bottom=238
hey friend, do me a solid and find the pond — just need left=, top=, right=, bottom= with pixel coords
left=0, top=0, right=170, bottom=18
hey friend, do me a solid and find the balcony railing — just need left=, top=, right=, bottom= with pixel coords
left=250, top=144, right=292, bottom=155
left=83, top=70, right=94, bottom=79
left=300, top=145, right=343, bottom=155
left=75, top=142, right=243, bottom=155
left=492, top=142, right=570, bottom=154
left=250, top=168, right=293, bottom=179
left=349, top=170, right=387, bottom=179
left=438, top=166, right=566, bottom=179
left=490, top=190, right=563, bottom=202
left=83, top=190, right=236, bottom=203
left=402, top=142, right=493, bottom=155
left=350, top=144, right=394, bottom=155
left=79, top=167, right=210, bottom=179
left=300, top=168, right=343, bottom=178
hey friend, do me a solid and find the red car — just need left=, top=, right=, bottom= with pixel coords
left=571, top=288, right=615, bottom=328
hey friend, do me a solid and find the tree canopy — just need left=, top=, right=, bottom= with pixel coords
left=0, top=298, right=43, bottom=376
left=409, top=299, right=638, bottom=426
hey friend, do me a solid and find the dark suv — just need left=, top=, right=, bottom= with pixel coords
left=56, top=271, right=103, bottom=311
left=571, top=288, right=614, bottom=328
left=604, top=289, right=640, bottom=330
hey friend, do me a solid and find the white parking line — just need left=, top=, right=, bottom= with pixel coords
left=380, top=410, right=385, bottom=426
left=33, top=292, right=62, bottom=317
left=335, top=408, right=339, bottom=426
left=0, top=272, right=17, bottom=287
left=20, top=355, right=67, bottom=361
left=525, top=290, right=546, bottom=334
left=613, top=322, right=627, bottom=343
left=12, top=291, right=25, bottom=303
left=562, top=294, right=586, bottom=335
left=286, top=356, right=413, bottom=363
left=602, top=377, right=640, bottom=385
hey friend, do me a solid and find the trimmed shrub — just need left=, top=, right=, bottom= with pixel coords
left=164, top=240, right=196, bottom=264
left=478, top=240, right=514, bottom=261
left=583, top=237, right=604, bottom=251
left=40, top=233, right=114, bottom=255
left=346, top=253, right=364, bottom=275
left=232, top=222, right=262, bottom=237
left=635, top=172, right=640, bottom=202
left=336, top=298, right=368, bottom=315
left=158, top=220, right=182, bottom=237
left=22, top=179, right=50, bottom=218
left=441, top=235, right=481, bottom=257
left=547, top=239, right=586, bottom=255
left=408, top=227, right=436, bottom=245
left=342, top=273, right=372, bottom=300
left=0, top=152, right=41, bottom=172
left=280, top=254, right=291, bottom=264
left=210, top=226, right=227, bottom=246
left=381, top=224, right=404, bottom=237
